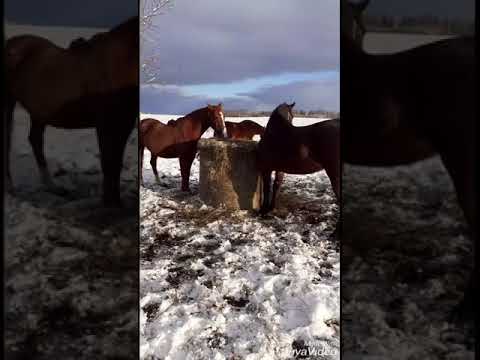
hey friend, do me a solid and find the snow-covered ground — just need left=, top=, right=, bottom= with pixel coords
left=5, top=24, right=138, bottom=359
left=342, top=158, right=474, bottom=359
left=140, top=114, right=340, bottom=359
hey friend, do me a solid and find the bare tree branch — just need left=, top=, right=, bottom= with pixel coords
left=140, top=0, right=174, bottom=83
left=141, top=0, right=173, bottom=34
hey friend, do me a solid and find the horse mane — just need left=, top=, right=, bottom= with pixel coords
left=184, top=106, right=208, bottom=118
left=172, top=107, right=209, bottom=126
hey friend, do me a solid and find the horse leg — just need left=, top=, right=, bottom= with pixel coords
left=325, top=163, right=341, bottom=201
left=440, top=151, right=476, bottom=321
left=260, top=171, right=272, bottom=214
left=179, top=151, right=196, bottom=192
left=5, top=94, right=16, bottom=192
left=270, top=171, right=285, bottom=211
left=29, top=121, right=58, bottom=191
left=96, top=119, right=133, bottom=207
left=150, top=155, right=160, bottom=183
left=324, top=161, right=341, bottom=240
left=139, top=145, right=144, bottom=186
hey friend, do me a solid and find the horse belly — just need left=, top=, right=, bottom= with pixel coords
left=261, top=154, right=323, bottom=174
left=158, top=145, right=181, bottom=158
left=150, top=140, right=184, bottom=159
left=278, top=158, right=323, bottom=174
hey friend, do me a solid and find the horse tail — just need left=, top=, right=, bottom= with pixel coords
left=139, top=118, right=154, bottom=146
left=139, top=143, right=144, bottom=185
left=139, top=118, right=163, bottom=151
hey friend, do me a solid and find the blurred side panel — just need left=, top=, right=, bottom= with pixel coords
left=3, top=1, right=139, bottom=359
left=341, top=0, right=475, bottom=358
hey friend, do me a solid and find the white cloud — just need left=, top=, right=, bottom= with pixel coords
left=141, top=0, right=339, bottom=85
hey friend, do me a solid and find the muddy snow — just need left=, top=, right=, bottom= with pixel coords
left=140, top=114, right=340, bottom=359
left=342, top=157, right=474, bottom=359
left=5, top=108, right=138, bottom=360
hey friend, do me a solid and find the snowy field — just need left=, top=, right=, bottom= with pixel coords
left=140, top=114, right=340, bottom=359
left=5, top=24, right=139, bottom=359
left=342, top=158, right=474, bottom=359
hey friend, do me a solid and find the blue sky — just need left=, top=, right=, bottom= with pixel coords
left=183, top=71, right=339, bottom=99
left=141, top=0, right=339, bottom=114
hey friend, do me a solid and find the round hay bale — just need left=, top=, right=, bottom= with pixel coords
left=198, top=138, right=262, bottom=210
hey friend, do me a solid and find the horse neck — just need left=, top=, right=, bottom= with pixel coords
left=265, top=114, right=292, bottom=136
left=197, top=108, right=213, bottom=134
left=342, top=33, right=378, bottom=77
left=180, top=108, right=210, bottom=139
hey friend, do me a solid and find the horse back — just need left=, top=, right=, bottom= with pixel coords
left=242, top=120, right=265, bottom=134
left=304, top=119, right=339, bottom=147
left=6, top=22, right=138, bottom=122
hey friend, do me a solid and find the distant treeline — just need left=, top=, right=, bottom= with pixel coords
left=225, top=110, right=339, bottom=119
left=365, top=15, right=475, bottom=36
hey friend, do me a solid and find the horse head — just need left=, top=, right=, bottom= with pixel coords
left=206, top=103, right=227, bottom=138
left=272, top=102, right=295, bottom=125
left=342, top=0, right=370, bottom=48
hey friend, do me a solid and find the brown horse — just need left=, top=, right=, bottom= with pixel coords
left=225, top=120, right=265, bottom=140
left=257, top=103, right=340, bottom=214
left=342, top=0, right=475, bottom=318
left=139, top=104, right=227, bottom=191
left=5, top=16, right=139, bottom=206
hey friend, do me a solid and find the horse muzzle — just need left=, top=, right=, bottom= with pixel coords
left=215, top=128, right=227, bottom=139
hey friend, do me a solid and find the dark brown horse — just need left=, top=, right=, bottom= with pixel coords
left=139, top=104, right=227, bottom=191
left=342, top=0, right=436, bottom=165
left=225, top=120, right=265, bottom=140
left=69, top=37, right=88, bottom=49
left=342, top=0, right=475, bottom=318
left=5, top=16, right=139, bottom=206
left=257, top=103, right=340, bottom=214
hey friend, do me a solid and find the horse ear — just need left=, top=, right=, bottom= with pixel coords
left=218, top=102, right=223, bottom=108
left=289, top=102, right=296, bottom=108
